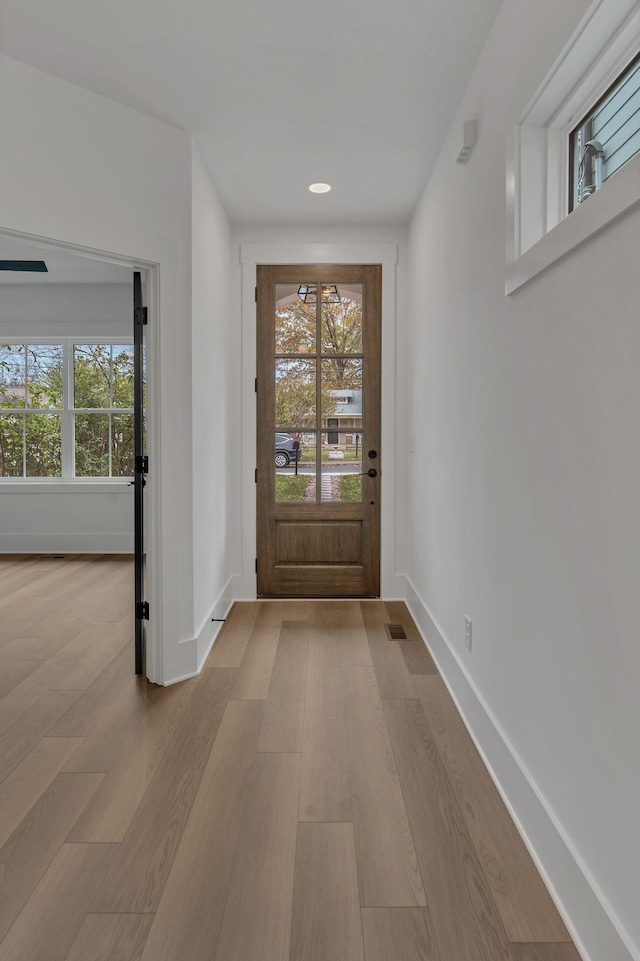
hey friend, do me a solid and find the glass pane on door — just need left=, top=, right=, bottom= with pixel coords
left=275, top=284, right=316, bottom=354
left=275, top=430, right=315, bottom=502
left=320, top=431, right=363, bottom=502
left=321, top=283, right=363, bottom=354
left=275, top=359, right=316, bottom=428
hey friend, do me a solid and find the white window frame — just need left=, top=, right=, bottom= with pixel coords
left=506, top=0, right=640, bottom=295
left=0, top=336, right=134, bottom=483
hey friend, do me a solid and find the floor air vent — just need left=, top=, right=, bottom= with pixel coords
left=385, top=623, right=408, bottom=641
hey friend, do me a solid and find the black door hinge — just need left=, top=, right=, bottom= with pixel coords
left=255, top=286, right=258, bottom=302
left=255, top=558, right=258, bottom=574
left=135, top=455, right=148, bottom=474
left=255, top=468, right=257, bottom=483
left=134, top=306, right=148, bottom=326
left=255, top=378, right=258, bottom=393
left=136, top=601, right=149, bottom=620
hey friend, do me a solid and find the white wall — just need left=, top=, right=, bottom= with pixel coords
left=406, top=2, right=640, bottom=960
left=0, top=54, right=197, bottom=684
left=0, top=283, right=132, bottom=338
left=190, top=144, right=235, bottom=665
left=230, top=224, right=409, bottom=599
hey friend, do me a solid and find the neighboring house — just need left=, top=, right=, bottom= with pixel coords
left=324, top=389, right=362, bottom=444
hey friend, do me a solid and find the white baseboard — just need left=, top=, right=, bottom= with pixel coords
left=162, top=576, right=236, bottom=686
left=404, top=575, right=637, bottom=961
left=0, top=533, right=133, bottom=553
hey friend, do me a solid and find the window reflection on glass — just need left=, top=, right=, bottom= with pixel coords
left=275, top=285, right=316, bottom=354
left=275, top=359, right=316, bottom=428
left=321, top=285, right=362, bottom=354
left=320, top=431, right=363, bottom=502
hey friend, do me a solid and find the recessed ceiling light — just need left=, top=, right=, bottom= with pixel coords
left=307, top=182, right=332, bottom=193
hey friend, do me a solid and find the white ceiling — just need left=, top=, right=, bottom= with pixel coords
left=0, top=0, right=502, bottom=226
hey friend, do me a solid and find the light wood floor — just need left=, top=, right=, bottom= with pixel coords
left=0, top=555, right=582, bottom=961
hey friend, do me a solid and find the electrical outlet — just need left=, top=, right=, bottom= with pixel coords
left=465, top=616, right=472, bottom=651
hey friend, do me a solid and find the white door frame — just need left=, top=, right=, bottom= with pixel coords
left=236, top=241, right=405, bottom=599
left=0, top=226, right=162, bottom=681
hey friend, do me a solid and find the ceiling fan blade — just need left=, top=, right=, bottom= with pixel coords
left=0, top=260, right=48, bottom=272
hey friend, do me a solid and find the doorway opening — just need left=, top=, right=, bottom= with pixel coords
left=0, top=229, right=154, bottom=677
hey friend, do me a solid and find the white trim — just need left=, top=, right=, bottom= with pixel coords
left=237, top=242, right=401, bottom=599
left=0, top=480, right=131, bottom=493
left=0, top=533, right=133, bottom=553
left=162, top=576, right=235, bottom=685
left=506, top=0, right=640, bottom=294
left=404, top=574, right=638, bottom=961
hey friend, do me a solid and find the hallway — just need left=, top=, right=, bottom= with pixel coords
left=0, top=556, right=580, bottom=960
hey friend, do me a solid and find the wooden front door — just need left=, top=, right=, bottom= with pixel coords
left=256, top=264, right=381, bottom=596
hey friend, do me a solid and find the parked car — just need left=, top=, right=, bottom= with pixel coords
left=275, top=433, right=302, bottom=467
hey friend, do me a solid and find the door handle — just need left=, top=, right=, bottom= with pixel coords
left=361, top=468, right=378, bottom=478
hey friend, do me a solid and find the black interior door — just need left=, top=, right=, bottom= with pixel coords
left=133, top=271, right=148, bottom=674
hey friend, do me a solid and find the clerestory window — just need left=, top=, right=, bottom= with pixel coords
left=569, top=51, right=640, bottom=210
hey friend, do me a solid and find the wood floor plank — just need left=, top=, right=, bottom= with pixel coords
left=342, top=666, right=425, bottom=907
left=299, top=639, right=352, bottom=822
left=383, top=697, right=511, bottom=960
left=0, top=613, right=92, bottom=662
left=413, top=675, right=570, bottom=942
left=232, top=602, right=283, bottom=699
left=91, top=667, right=237, bottom=913
left=398, top=639, right=439, bottom=675
left=360, top=908, right=439, bottom=961
left=48, top=642, right=135, bottom=737
left=307, top=601, right=372, bottom=665
left=214, top=752, right=301, bottom=961
left=0, top=738, right=81, bottom=848
left=0, top=842, right=116, bottom=961
left=0, top=772, right=104, bottom=942
left=361, top=602, right=417, bottom=698
left=206, top=602, right=259, bottom=668
left=50, top=618, right=132, bottom=691
left=509, top=945, right=583, bottom=961
left=0, top=614, right=129, bottom=738
left=290, top=822, right=364, bottom=961
left=139, top=700, right=265, bottom=961
left=65, top=914, right=154, bottom=961
left=257, top=619, right=308, bottom=752
left=0, top=690, right=81, bottom=783
left=284, top=600, right=310, bottom=619
left=67, top=678, right=196, bottom=842
left=0, top=658, right=42, bottom=698
left=64, top=676, right=192, bottom=774
left=384, top=600, right=422, bottom=638
left=0, top=661, right=78, bottom=739
left=385, top=601, right=438, bottom=675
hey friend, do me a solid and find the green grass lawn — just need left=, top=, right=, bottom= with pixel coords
left=339, top=474, right=362, bottom=501
left=275, top=474, right=310, bottom=502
